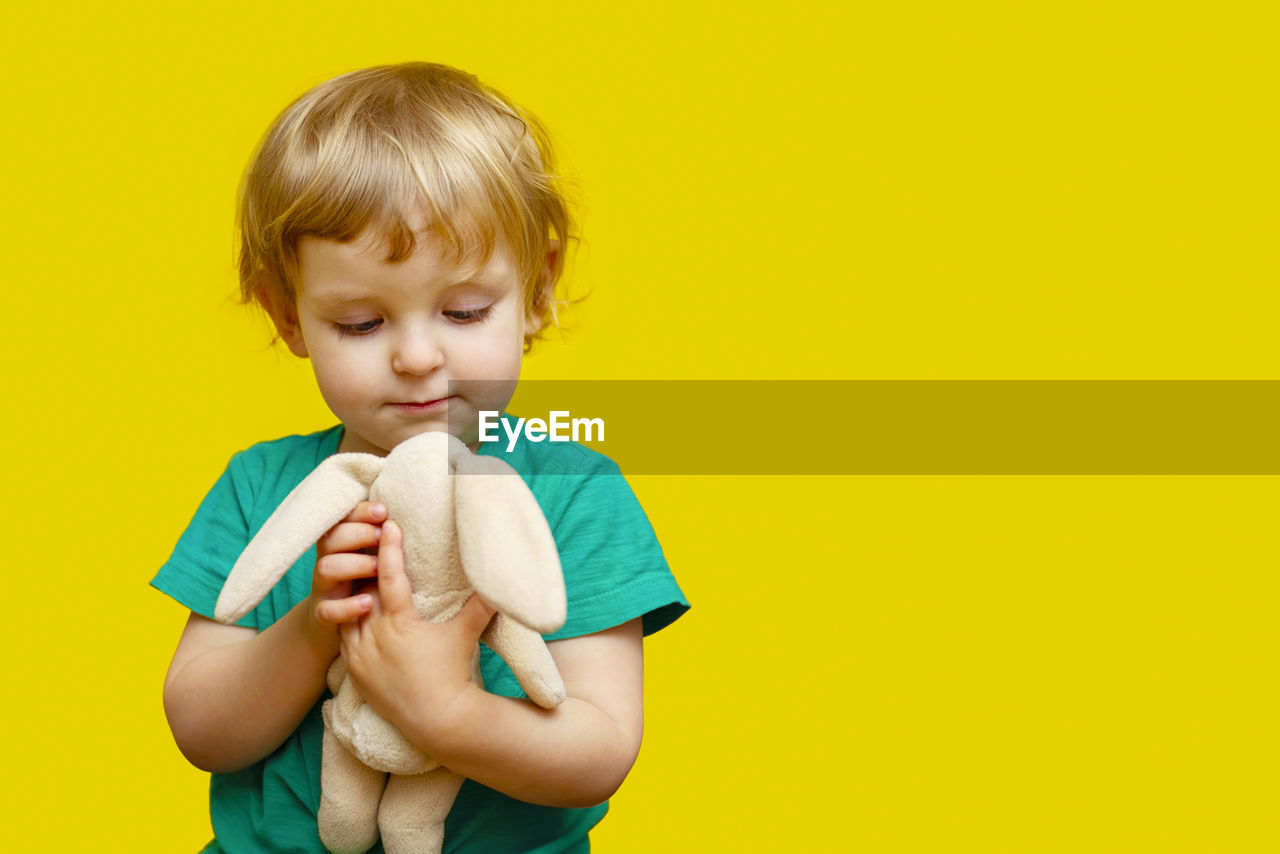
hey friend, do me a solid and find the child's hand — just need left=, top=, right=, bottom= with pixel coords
left=340, top=520, right=496, bottom=745
left=306, top=501, right=387, bottom=647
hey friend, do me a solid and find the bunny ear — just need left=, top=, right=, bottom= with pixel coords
left=214, top=453, right=386, bottom=625
left=453, top=453, right=566, bottom=634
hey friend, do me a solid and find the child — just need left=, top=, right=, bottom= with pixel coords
left=154, top=62, right=688, bottom=854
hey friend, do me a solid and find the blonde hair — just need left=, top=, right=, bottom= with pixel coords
left=238, top=62, right=573, bottom=349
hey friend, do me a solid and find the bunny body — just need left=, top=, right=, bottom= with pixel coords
left=215, top=431, right=566, bottom=853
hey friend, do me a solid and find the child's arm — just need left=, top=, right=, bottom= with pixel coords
left=340, top=521, right=645, bottom=808
left=162, top=502, right=388, bottom=773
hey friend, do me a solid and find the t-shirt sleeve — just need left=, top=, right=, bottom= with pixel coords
left=537, top=457, right=689, bottom=641
left=151, top=452, right=260, bottom=629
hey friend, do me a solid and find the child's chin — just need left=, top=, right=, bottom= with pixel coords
left=398, top=426, right=475, bottom=449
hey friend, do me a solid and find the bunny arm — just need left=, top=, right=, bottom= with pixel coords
left=481, top=614, right=566, bottom=709
left=452, top=453, right=567, bottom=634
left=215, top=452, right=386, bottom=624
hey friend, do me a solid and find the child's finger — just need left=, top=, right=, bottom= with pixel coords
left=315, top=594, right=373, bottom=625
left=346, top=501, right=388, bottom=525
left=318, top=521, right=381, bottom=556
left=375, top=520, right=415, bottom=614
left=315, top=553, right=378, bottom=583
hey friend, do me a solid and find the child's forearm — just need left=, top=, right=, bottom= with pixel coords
left=353, top=619, right=645, bottom=809
left=403, top=684, right=642, bottom=808
left=163, top=603, right=337, bottom=774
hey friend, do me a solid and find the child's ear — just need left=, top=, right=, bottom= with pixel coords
left=524, top=241, right=560, bottom=338
left=256, top=284, right=309, bottom=359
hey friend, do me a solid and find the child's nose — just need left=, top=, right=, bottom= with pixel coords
left=392, top=328, right=445, bottom=375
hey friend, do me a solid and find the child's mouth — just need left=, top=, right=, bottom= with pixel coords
left=390, top=396, right=453, bottom=412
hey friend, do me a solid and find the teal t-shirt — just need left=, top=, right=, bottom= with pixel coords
left=153, top=422, right=689, bottom=854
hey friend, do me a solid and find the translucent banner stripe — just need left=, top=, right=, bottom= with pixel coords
left=449, top=381, right=1280, bottom=475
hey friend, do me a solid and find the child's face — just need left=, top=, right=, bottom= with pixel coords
left=273, top=229, right=538, bottom=456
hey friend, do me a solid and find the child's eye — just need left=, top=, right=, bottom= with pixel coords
left=334, top=318, right=383, bottom=337
left=443, top=305, right=495, bottom=324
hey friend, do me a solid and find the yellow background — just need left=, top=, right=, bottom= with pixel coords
left=4, top=1, right=1277, bottom=850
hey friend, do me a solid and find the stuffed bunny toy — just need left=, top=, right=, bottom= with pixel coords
left=214, top=430, right=567, bottom=854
